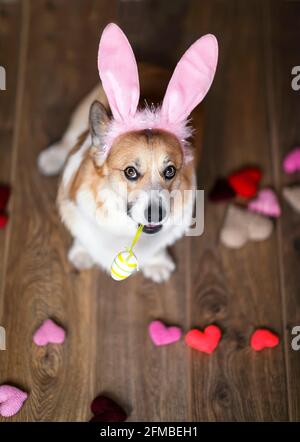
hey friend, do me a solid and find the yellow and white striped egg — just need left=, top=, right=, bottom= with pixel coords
left=110, top=250, right=139, bottom=281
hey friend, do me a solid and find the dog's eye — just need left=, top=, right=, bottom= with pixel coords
left=124, top=166, right=139, bottom=181
left=164, top=165, right=176, bottom=180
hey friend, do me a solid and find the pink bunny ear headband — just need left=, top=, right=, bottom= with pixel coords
left=98, top=23, right=218, bottom=161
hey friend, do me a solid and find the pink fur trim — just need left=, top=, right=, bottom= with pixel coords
left=102, top=105, right=194, bottom=163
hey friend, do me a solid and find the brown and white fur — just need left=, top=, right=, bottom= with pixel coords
left=38, top=64, right=203, bottom=283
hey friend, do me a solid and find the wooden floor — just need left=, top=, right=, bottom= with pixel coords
left=0, top=0, right=300, bottom=422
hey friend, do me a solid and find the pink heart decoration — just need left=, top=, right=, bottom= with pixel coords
left=283, top=147, right=300, bottom=174
left=33, top=319, right=66, bottom=346
left=0, top=385, right=28, bottom=417
left=148, top=320, right=182, bottom=346
left=248, top=189, right=281, bottom=218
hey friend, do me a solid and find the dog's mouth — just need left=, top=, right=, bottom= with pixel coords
left=141, top=224, right=163, bottom=234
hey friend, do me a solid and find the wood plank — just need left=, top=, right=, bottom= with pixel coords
left=95, top=5, right=192, bottom=417
left=107, top=1, right=203, bottom=421
left=0, top=0, right=21, bottom=311
left=91, top=1, right=206, bottom=422
left=267, top=0, right=300, bottom=421
left=0, top=0, right=117, bottom=421
left=187, top=0, right=289, bottom=421
left=118, top=0, right=188, bottom=68
left=93, top=244, right=190, bottom=422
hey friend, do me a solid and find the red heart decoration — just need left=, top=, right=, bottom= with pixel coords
left=90, top=395, right=127, bottom=422
left=0, top=185, right=10, bottom=211
left=250, top=329, right=279, bottom=351
left=209, top=178, right=236, bottom=203
left=185, top=325, right=222, bottom=354
left=0, top=212, right=8, bottom=229
left=228, top=167, right=262, bottom=198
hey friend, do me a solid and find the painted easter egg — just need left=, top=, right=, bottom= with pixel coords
left=110, top=250, right=139, bottom=281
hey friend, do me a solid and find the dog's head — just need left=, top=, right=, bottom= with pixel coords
left=90, top=105, right=188, bottom=233
left=85, top=24, right=218, bottom=234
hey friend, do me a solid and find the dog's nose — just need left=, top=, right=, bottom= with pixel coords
left=144, top=202, right=166, bottom=224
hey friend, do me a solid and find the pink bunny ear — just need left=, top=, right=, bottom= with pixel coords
left=98, top=23, right=140, bottom=121
left=161, top=34, right=218, bottom=124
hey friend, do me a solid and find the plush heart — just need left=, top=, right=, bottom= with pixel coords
left=283, top=186, right=300, bottom=213
left=90, top=395, right=127, bottom=422
left=209, top=178, right=236, bottom=203
left=148, top=320, right=182, bottom=346
left=220, top=205, right=273, bottom=249
left=185, top=325, right=222, bottom=354
left=228, top=167, right=261, bottom=198
left=250, top=329, right=279, bottom=351
left=0, top=185, right=10, bottom=211
left=0, top=212, right=8, bottom=229
left=248, top=188, right=281, bottom=218
left=283, top=147, right=300, bottom=174
left=33, top=319, right=66, bottom=346
left=0, top=385, right=28, bottom=417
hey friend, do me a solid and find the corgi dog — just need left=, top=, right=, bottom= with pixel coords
left=38, top=24, right=218, bottom=283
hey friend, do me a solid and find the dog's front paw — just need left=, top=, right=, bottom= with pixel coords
left=68, top=242, right=94, bottom=270
left=38, top=142, right=68, bottom=176
left=142, top=251, right=175, bottom=283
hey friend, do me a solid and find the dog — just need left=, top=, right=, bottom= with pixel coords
left=38, top=23, right=218, bottom=283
